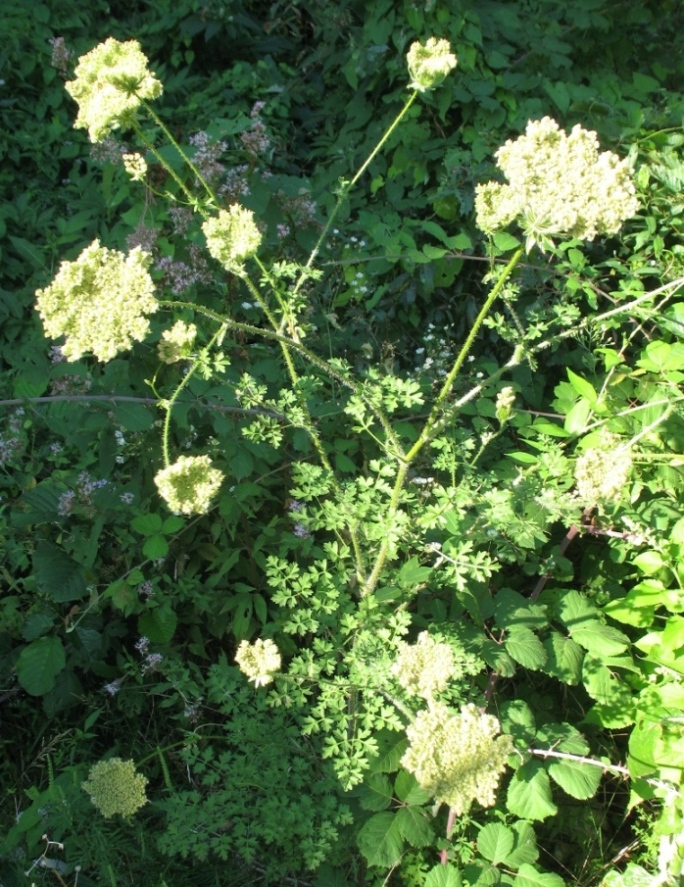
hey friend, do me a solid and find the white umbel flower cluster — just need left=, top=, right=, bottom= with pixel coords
left=575, top=433, right=633, bottom=504
left=406, top=38, right=457, bottom=92
left=158, top=320, right=197, bottom=364
left=36, top=240, right=157, bottom=361
left=475, top=117, right=639, bottom=248
left=66, top=38, right=162, bottom=142
left=235, top=638, right=282, bottom=687
left=202, top=205, right=262, bottom=274
left=154, top=455, right=224, bottom=515
left=392, top=632, right=455, bottom=700
left=401, top=702, right=513, bottom=815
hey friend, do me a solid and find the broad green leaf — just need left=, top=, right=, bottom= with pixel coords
left=162, top=515, right=185, bottom=534
left=500, top=699, right=537, bottom=744
left=563, top=398, right=591, bottom=434
left=513, top=863, right=565, bottom=887
left=478, top=823, right=514, bottom=864
left=356, top=812, right=404, bottom=867
left=395, top=806, right=434, bottom=848
left=494, top=588, right=548, bottom=632
left=543, top=633, right=583, bottom=684
left=394, top=769, right=432, bottom=806
left=131, top=513, right=163, bottom=535
left=369, top=735, right=409, bottom=773
left=143, top=534, right=169, bottom=560
left=398, top=557, right=432, bottom=588
left=493, top=231, right=521, bottom=251
left=138, top=608, right=177, bottom=645
left=425, top=865, right=463, bottom=887
left=507, top=761, right=557, bottom=821
left=557, top=590, right=597, bottom=627
left=33, top=542, right=86, bottom=602
left=507, top=821, right=539, bottom=868
left=547, top=759, right=602, bottom=799
left=567, top=369, right=597, bottom=403
left=570, top=621, right=630, bottom=657
left=505, top=628, right=547, bottom=670
left=17, top=637, right=66, bottom=696
left=359, top=773, right=393, bottom=811
left=601, top=863, right=655, bottom=887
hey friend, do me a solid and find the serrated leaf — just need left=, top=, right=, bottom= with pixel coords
left=17, top=637, right=66, bottom=696
left=507, top=761, right=557, bottom=821
left=543, top=633, right=583, bottom=684
left=138, top=608, right=177, bottom=644
left=567, top=369, right=597, bottom=404
left=513, top=863, right=565, bottom=887
left=507, top=821, right=539, bottom=868
left=395, top=805, right=434, bottom=848
left=425, top=864, right=463, bottom=887
left=359, top=773, right=393, bottom=811
left=398, top=557, right=432, bottom=587
left=33, top=542, right=86, bottom=602
left=571, top=621, right=630, bottom=657
left=494, top=588, right=548, bottom=632
left=143, top=534, right=169, bottom=559
left=370, top=735, right=409, bottom=773
left=557, top=590, right=596, bottom=627
left=547, top=759, right=602, bottom=799
left=500, top=699, right=537, bottom=743
left=356, top=812, right=404, bottom=867
left=505, top=628, right=547, bottom=670
left=131, top=513, right=163, bottom=535
left=478, top=823, right=514, bottom=864
left=394, top=769, right=432, bottom=806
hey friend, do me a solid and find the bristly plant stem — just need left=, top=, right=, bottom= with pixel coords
left=293, top=90, right=419, bottom=295
left=160, top=322, right=227, bottom=466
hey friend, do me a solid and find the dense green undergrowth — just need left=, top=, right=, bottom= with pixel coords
left=2, top=1, right=684, bottom=885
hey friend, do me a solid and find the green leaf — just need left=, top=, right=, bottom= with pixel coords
left=543, top=633, right=583, bottom=684
left=567, top=369, right=597, bottom=404
left=359, top=773, right=393, bottom=811
left=570, top=621, right=630, bottom=657
left=425, top=865, right=463, bottom=887
left=138, top=607, right=178, bottom=644
left=398, top=557, right=432, bottom=587
left=507, top=821, right=539, bottom=868
left=547, top=758, right=602, bottom=799
left=17, top=637, right=66, bottom=696
left=370, top=735, right=409, bottom=773
left=494, top=588, right=548, bottom=632
left=395, top=806, right=434, bottom=848
left=505, top=628, right=547, bottom=670
left=143, top=534, right=170, bottom=559
left=563, top=398, right=592, bottom=434
left=131, top=513, right=163, bottom=535
left=493, top=231, right=521, bottom=251
left=394, top=769, right=432, bottom=806
left=507, top=761, right=557, bottom=821
left=356, top=812, right=404, bottom=867
left=162, top=515, right=185, bottom=534
left=513, top=864, right=565, bottom=887
left=478, top=823, right=514, bottom=864
left=33, top=542, right=86, bottom=603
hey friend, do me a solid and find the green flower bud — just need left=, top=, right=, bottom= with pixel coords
left=406, top=38, right=457, bottom=92
left=202, top=205, right=262, bottom=273
left=82, top=758, right=148, bottom=819
left=155, top=455, right=224, bottom=515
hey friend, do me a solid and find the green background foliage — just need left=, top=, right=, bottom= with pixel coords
left=2, top=0, right=684, bottom=885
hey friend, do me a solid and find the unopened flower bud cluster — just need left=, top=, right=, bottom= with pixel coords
left=392, top=632, right=455, bottom=700
left=401, top=702, right=513, bottom=814
left=82, top=757, right=148, bottom=818
left=475, top=117, right=639, bottom=246
left=575, top=433, right=633, bottom=504
left=36, top=240, right=157, bottom=362
left=122, top=152, right=147, bottom=182
left=154, top=455, right=224, bottom=515
left=66, top=37, right=162, bottom=143
left=235, top=638, right=281, bottom=687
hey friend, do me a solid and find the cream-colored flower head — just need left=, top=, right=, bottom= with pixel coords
left=66, top=38, right=162, bottom=142
left=154, top=455, right=223, bottom=515
left=158, top=320, right=197, bottom=364
left=575, top=433, right=633, bottom=504
left=122, top=152, right=147, bottom=182
left=235, top=638, right=281, bottom=687
left=406, top=38, right=457, bottom=92
left=495, top=386, right=516, bottom=423
left=36, top=240, right=157, bottom=361
left=82, top=758, right=148, bottom=818
left=202, top=206, right=262, bottom=274
left=401, top=702, right=513, bottom=814
left=392, top=632, right=455, bottom=700
left=475, top=117, right=639, bottom=248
